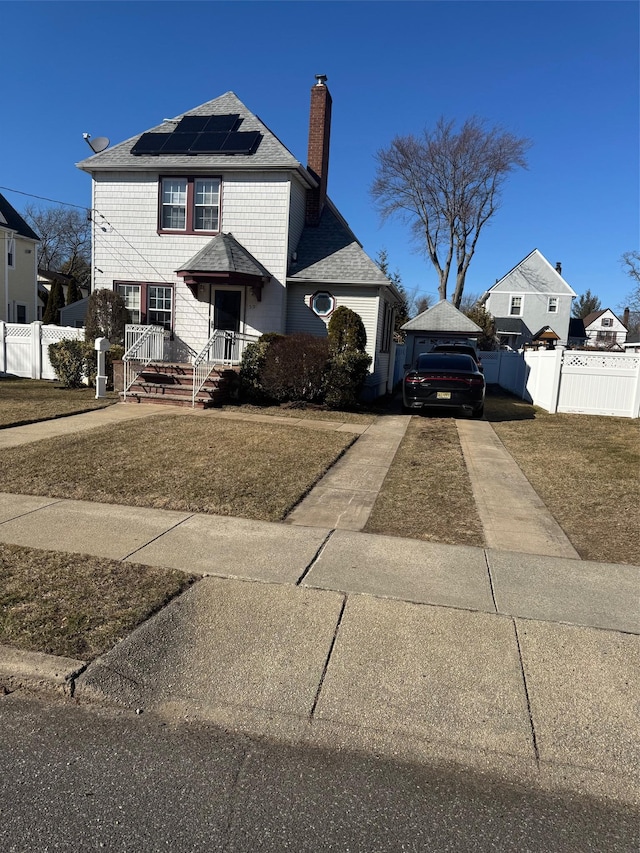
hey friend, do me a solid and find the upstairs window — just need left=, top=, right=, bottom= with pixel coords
left=547, top=297, right=558, bottom=313
left=510, top=296, right=522, bottom=316
left=160, top=177, right=220, bottom=234
left=601, top=316, right=613, bottom=327
left=7, top=236, right=15, bottom=268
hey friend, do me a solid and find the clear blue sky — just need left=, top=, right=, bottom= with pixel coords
left=2, top=0, right=638, bottom=312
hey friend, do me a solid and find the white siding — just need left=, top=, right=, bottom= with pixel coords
left=286, top=283, right=379, bottom=358
left=91, top=170, right=293, bottom=350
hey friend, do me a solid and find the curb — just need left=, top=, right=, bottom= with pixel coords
left=0, top=643, right=86, bottom=696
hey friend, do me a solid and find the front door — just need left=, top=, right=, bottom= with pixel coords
left=210, top=288, right=242, bottom=334
left=210, top=288, right=242, bottom=361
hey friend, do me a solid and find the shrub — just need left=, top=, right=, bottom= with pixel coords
left=327, top=306, right=367, bottom=355
left=48, top=339, right=87, bottom=388
left=324, top=350, right=372, bottom=409
left=260, top=334, right=329, bottom=403
left=84, top=290, right=129, bottom=347
left=239, top=333, right=284, bottom=403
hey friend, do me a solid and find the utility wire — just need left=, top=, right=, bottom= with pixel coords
left=0, top=186, right=89, bottom=211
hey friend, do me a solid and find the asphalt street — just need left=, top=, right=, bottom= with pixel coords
left=1, top=692, right=637, bottom=853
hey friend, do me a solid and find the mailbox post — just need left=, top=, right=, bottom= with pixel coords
left=95, top=337, right=111, bottom=398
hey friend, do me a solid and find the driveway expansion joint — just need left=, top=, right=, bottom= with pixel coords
left=296, top=529, right=335, bottom=586
left=512, top=618, right=540, bottom=767
left=310, top=594, right=347, bottom=719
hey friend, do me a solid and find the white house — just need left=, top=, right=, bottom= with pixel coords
left=480, top=249, right=576, bottom=348
left=76, top=76, right=400, bottom=400
left=582, top=309, right=628, bottom=349
left=0, top=194, right=39, bottom=324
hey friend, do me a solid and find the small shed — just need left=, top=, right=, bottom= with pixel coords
left=401, top=300, right=482, bottom=368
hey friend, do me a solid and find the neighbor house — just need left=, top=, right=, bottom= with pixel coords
left=582, top=308, right=628, bottom=349
left=0, top=193, right=39, bottom=323
left=480, top=249, right=576, bottom=348
left=76, top=76, right=400, bottom=399
left=37, top=269, right=89, bottom=322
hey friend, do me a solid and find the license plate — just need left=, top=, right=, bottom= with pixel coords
left=436, top=391, right=451, bottom=399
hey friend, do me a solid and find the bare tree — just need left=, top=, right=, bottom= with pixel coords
left=619, top=250, right=640, bottom=335
left=371, top=117, right=530, bottom=308
left=22, top=204, right=91, bottom=288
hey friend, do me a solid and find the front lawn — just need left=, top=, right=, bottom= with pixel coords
left=0, top=377, right=117, bottom=428
left=0, top=413, right=356, bottom=522
left=0, top=542, right=196, bottom=661
left=485, top=392, right=640, bottom=564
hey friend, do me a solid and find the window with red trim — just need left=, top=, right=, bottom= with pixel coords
left=159, top=177, right=221, bottom=234
left=115, top=282, right=174, bottom=331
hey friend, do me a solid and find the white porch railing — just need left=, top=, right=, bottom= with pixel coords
left=122, top=325, right=166, bottom=400
left=192, top=330, right=258, bottom=406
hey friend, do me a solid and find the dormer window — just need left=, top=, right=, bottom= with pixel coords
left=159, top=177, right=220, bottom=234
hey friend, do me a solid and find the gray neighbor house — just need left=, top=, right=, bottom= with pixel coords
left=480, top=249, right=576, bottom=349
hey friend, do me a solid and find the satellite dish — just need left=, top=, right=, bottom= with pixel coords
left=83, top=133, right=110, bottom=154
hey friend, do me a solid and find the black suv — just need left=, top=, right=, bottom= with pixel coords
left=430, top=343, right=483, bottom=372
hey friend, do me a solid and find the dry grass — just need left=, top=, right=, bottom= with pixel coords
left=0, top=377, right=117, bottom=428
left=485, top=391, right=640, bottom=564
left=365, top=416, right=485, bottom=547
left=0, top=413, right=355, bottom=522
left=0, top=542, right=196, bottom=660
left=222, top=403, right=376, bottom=425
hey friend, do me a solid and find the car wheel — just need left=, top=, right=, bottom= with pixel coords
left=472, top=404, right=484, bottom=419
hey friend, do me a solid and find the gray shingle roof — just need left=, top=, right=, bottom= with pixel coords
left=401, top=300, right=482, bottom=334
left=76, top=92, right=308, bottom=176
left=0, top=193, right=40, bottom=241
left=177, top=233, right=272, bottom=278
left=288, top=201, right=391, bottom=287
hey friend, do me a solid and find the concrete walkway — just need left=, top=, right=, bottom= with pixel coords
left=457, top=419, right=580, bottom=558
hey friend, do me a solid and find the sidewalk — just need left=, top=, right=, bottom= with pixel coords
left=0, top=404, right=638, bottom=805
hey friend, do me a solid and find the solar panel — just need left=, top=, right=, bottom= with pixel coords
left=131, top=133, right=171, bottom=155
left=175, top=114, right=240, bottom=134
left=131, top=118, right=261, bottom=156
left=160, top=132, right=199, bottom=153
left=219, top=131, right=261, bottom=154
left=187, top=132, right=230, bottom=153
left=174, top=116, right=210, bottom=133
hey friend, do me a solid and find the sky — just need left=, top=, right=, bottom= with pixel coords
left=2, top=0, right=638, bottom=312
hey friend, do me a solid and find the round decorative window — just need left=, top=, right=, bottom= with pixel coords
left=311, top=291, right=335, bottom=317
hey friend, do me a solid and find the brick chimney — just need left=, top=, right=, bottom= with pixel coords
left=306, top=74, right=332, bottom=226
left=623, top=307, right=630, bottom=328
left=555, top=262, right=562, bottom=275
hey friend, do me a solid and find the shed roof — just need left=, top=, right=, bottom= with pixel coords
left=401, top=299, right=482, bottom=334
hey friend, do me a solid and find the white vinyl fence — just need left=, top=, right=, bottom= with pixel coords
left=0, top=321, right=85, bottom=380
left=482, top=348, right=640, bottom=418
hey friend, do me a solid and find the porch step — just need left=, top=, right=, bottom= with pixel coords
left=122, top=362, right=240, bottom=408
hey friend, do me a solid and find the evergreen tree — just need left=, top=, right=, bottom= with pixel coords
left=572, top=289, right=601, bottom=318
left=84, top=289, right=129, bottom=345
left=42, top=279, right=65, bottom=325
left=65, top=278, right=82, bottom=305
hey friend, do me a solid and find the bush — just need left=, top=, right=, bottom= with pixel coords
left=327, top=306, right=367, bottom=355
left=260, top=334, right=329, bottom=403
left=324, top=350, right=372, bottom=409
left=84, top=290, right=129, bottom=347
left=239, top=333, right=284, bottom=403
left=48, top=339, right=87, bottom=388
